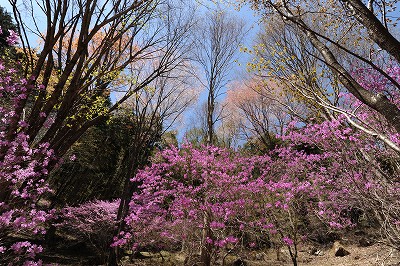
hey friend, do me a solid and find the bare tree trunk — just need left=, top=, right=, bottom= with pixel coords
left=200, top=210, right=212, bottom=266
left=207, top=86, right=215, bottom=145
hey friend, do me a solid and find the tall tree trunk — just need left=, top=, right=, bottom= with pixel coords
left=207, top=86, right=215, bottom=145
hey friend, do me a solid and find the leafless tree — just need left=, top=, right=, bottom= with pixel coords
left=191, top=8, right=247, bottom=145
left=222, top=76, right=308, bottom=150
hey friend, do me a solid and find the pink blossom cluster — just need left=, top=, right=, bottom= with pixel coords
left=0, top=26, right=19, bottom=46
left=282, top=113, right=400, bottom=237
left=347, top=64, right=400, bottom=143
left=56, top=200, right=120, bottom=258
left=351, top=64, right=400, bottom=106
left=113, top=143, right=354, bottom=256
left=0, top=38, right=54, bottom=264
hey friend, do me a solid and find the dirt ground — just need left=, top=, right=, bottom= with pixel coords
left=122, top=242, right=400, bottom=266
left=295, top=242, right=399, bottom=266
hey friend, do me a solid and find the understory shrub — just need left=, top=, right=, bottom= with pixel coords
left=56, top=200, right=120, bottom=263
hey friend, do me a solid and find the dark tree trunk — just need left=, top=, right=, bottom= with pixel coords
left=344, top=0, right=400, bottom=63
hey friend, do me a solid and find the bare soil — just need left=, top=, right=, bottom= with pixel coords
left=122, top=243, right=400, bottom=266
left=297, top=243, right=399, bottom=266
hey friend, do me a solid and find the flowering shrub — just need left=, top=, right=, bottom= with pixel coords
left=112, top=144, right=353, bottom=264
left=335, top=63, right=400, bottom=248
left=283, top=114, right=400, bottom=249
left=118, top=145, right=262, bottom=263
left=57, top=200, right=120, bottom=263
left=0, top=26, right=54, bottom=265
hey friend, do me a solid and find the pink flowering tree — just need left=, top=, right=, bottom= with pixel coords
left=56, top=200, right=120, bottom=263
left=112, top=144, right=355, bottom=266
left=103, top=59, right=400, bottom=265
left=0, top=26, right=54, bottom=265
left=303, top=62, right=400, bottom=154
left=282, top=113, right=400, bottom=250
left=120, top=145, right=261, bottom=265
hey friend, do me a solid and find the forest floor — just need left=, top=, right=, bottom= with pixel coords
left=121, top=242, right=400, bottom=266
left=39, top=228, right=400, bottom=266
